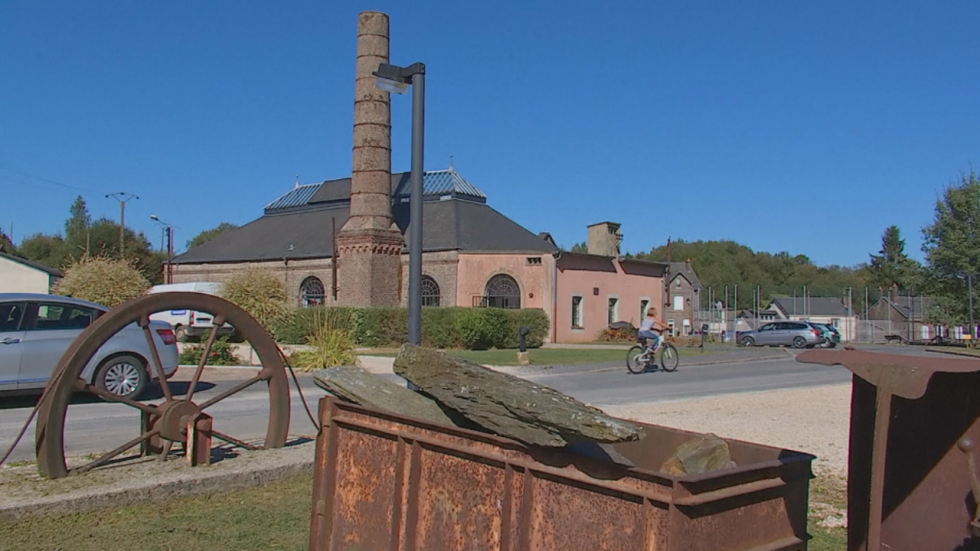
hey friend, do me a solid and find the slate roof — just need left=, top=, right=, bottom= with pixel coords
left=668, top=262, right=702, bottom=290
left=266, top=169, right=486, bottom=214
left=0, top=252, right=63, bottom=277
left=174, top=170, right=554, bottom=264
left=770, top=296, right=852, bottom=317
left=556, top=253, right=667, bottom=275
left=557, top=253, right=619, bottom=273
left=875, top=296, right=937, bottom=321
left=620, top=258, right=668, bottom=277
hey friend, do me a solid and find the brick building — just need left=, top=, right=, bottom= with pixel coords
left=167, top=11, right=682, bottom=343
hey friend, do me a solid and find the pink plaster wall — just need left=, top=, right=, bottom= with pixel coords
left=455, top=253, right=554, bottom=312
left=555, top=263, right=664, bottom=343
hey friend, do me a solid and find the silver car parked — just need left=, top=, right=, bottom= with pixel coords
left=0, top=293, right=179, bottom=400
left=737, top=320, right=824, bottom=349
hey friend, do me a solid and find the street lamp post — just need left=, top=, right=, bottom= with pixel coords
left=969, top=274, right=976, bottom=347
left=374, top=61, right=426, bottom=346
left=150, top=215, right=174, bottom=284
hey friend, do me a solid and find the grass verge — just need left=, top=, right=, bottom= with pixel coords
left=1, top=470, right=848, bottom=551
left=0, top=476, right=313, bottom=551
left=807, top=471, right=848, bottom=550
left=361, top=346, right=718, bottom=366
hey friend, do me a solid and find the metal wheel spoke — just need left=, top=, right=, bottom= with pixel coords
left=78, top=381, right=160, bottom=415
left=36, top=292, right=290, bottom=480
left=212, top=430, right=260, bottom=451
left=197, top=373, right=267, bottom=411
left=187, top=322, right=224, bottom=402
left=73, top=428, right=162, bottom=475
left=141, top=318, right=173, bottom=401
left=157, top=441, right=173, bottom=463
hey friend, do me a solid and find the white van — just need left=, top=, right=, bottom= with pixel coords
left=147, top=282, right=236, bottom=342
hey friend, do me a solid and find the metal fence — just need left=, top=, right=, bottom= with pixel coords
left=691, top=309, right=970, bottom=344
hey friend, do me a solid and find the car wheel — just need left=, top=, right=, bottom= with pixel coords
left=829, top=342, right=837, bottom=349
left=94, top=355, right=148, bottom=400
left=792, top=336, right=807, bottom=349
left=174, top=325, right=188, bottom=343
left=740, top=336, right=755, bottom=347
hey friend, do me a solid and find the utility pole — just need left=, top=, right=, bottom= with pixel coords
left=106, top=192, right=139, bottom=258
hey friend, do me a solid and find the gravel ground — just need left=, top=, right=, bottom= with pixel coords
left=601, top=382, right=853, bottom=477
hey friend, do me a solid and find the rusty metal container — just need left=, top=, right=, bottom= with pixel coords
left=309, top=396, right=814, bottom=551
left=797, top=349, right=980, bottom=551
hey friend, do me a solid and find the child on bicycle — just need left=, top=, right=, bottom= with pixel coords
left=638, top=307, right=668, bottom=352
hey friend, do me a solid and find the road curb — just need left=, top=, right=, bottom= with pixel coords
left=498, top=352, right=792, bottom=377
left=0, top=457, right=314, bottom=521
left=923, top=348, right=980, bottom=359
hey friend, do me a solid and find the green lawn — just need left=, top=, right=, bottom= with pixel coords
left=361, top=345, right=717, bottom=366
left=0, top=472, right=846, bottom=551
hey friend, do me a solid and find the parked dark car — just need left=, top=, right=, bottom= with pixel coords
left=809, top=322, right=840, bottom=348
left=737, top=320, right=824, bottom=349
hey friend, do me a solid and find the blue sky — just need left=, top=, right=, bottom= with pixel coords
left=2, top=1, right=978, bottom=268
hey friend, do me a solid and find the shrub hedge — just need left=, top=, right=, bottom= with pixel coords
left=272, top=307, right=550, bottom=350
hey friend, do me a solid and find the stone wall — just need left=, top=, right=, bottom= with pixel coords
left=399, top=250, right=459, bottom=307
left=171, top=258, right=340, bottom=307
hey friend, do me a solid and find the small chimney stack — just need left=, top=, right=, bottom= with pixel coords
left=587, top=222, right=622, bottom=257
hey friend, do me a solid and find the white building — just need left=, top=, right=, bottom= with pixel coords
left=0, top=252, right=63, bottom=294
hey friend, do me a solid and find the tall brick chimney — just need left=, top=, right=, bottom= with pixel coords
left=336, top=11, right=404, bottom=307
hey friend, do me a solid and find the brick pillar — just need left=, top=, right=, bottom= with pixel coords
left=336, top=11, right=404, bottom=307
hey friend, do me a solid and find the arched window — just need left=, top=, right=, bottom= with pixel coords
left=421, top=275, right=441, bottom=307
left=484, top=274, right=521, bottom=309
left=300, top=276, right=325, bottom=307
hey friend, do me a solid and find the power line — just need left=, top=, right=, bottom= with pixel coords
left=0, top=162, right=94, bottom=193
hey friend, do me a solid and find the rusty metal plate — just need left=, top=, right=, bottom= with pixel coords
left=798, top=348, right=980, bottom=550
left=796, top=348, right=980, bottom=399
left=309, top=397, right=812, bottom=551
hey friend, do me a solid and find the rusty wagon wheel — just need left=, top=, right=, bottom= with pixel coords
left=34, top=292, right=291, bottom=479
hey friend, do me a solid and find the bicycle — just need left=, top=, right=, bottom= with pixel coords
left=626, top=335, right=679, bottom=374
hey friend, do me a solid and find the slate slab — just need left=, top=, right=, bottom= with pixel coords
left=392, top=344, right=645, bottom=447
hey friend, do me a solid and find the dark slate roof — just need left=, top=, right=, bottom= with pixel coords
left=555, top=254, right=667, bottom=276
left=668, top=262, right=702, bottom=290
left=877, top=296, right=937, bottom=321
left=771, top=296, right=851, bottom=317
left=173, top=206, right=350, bottom=263
left=266, top=169, right=486, bottom=214
left=174, top=198, right=556, bottom=264
left=0, top=252, right=63, bottom=277
left=620, top=258, right=668, bottom=277
left=557, top=253, right=618, bottom=273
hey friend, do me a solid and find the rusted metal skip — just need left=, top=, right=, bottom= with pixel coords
left=797, top=348, right=980, bottom=551
left=308, top=396, right=813, bottom=551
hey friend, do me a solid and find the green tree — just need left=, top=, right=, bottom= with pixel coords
left=638, top=239, right=868, bottom=310
left=867, top=226, right=920, bottom=292
left=569, top=241, right=588, bottom=254
left=18, top=233, right=69, bottom=269
left=85, top=217, right=165, bottom=284
left=921, top=172, right=980, bottom=325
left=0, top=228, right=17, bottom=255
left=187, top=222, right=238, bottom=250
left=64, top=195, right=91, bottom=247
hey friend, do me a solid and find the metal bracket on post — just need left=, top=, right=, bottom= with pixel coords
left=186, top=413, right=213, bottom=467
left=517, top=326, right=531, bottom=365
left=140, top=411, right=164, bottom=457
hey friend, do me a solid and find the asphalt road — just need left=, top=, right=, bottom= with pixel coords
left=0, top=345, right=942, bottom=464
